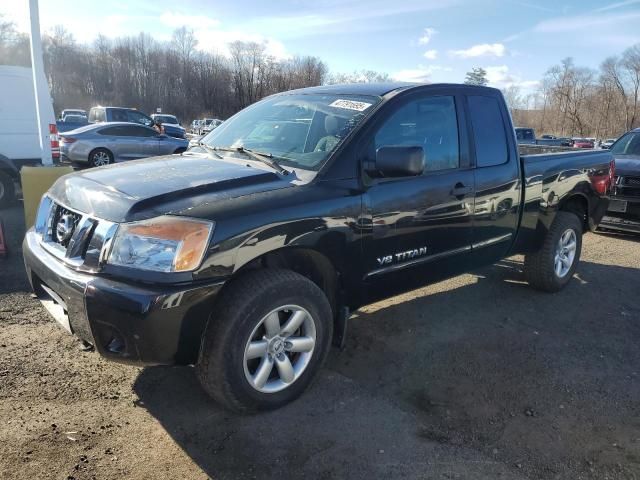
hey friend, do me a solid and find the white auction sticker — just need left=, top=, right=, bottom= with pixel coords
left=329, top=99, right=372, bottom=111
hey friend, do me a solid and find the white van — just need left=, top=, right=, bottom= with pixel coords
left=0, top=65, right=56, bottom=206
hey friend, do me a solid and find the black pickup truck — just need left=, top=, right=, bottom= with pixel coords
left=23, top=83, right=614, bottom=412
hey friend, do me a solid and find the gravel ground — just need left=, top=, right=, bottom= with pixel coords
left=1, top=203, right=639, bottom=480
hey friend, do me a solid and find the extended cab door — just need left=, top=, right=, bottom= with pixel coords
left=361, top=91, right=475, bottom=295
left=465, top=93, right=521, bottom=262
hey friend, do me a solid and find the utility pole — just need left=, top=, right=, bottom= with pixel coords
left=27, top=0, right=53, bottom=166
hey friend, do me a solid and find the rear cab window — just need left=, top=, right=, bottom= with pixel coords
left=468, top=95, right=509, bottom=167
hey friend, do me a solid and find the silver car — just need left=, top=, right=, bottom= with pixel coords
left=59, top=122, right=189, bottom=167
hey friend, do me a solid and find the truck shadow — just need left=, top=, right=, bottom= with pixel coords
left=132, top=258, right=640, bottom=480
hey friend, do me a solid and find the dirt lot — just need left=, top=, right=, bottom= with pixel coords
left=1, top=203, right=639, bottom=480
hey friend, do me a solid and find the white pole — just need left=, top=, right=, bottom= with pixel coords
left=27, top=0, right=53, bottom=166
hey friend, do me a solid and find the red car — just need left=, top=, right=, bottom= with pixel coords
left=572, top=138, right=594, bottom=148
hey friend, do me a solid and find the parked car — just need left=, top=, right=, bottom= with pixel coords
left=88, top=106, right=186, bottom=139
left=601, top=138, right=617, bottom=149
left=59, top=122, right=188, bottom=167
left=515, top=127, right=536, bottom=145
left=0, top=65, right=58, bottom=207
left=573, top=138, right=594, bottom=149
left=201, top=118, right=222, bottom=134
left=60, top=109, right=87, bottom=120
left=56, top=114, right=89, bottom=133
left=190, top=120, right=202, bottom=134
left=600, top=129, right=640, bottom=233
left=151, top=113, right=187, bottom=139
left=24, top=83, right=613, bottom=413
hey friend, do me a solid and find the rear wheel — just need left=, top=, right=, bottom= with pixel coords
left=524, top=211, right=583, bottom=292
left=196, top=269, right=333, bottom=413
left=0, top=171, right=15, bottom=208
left=174, top=148, right=186, bottom=154
left=88, top=148, right=112, bottom=167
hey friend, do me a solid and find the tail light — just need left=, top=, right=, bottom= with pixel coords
left=590, top=159, right=616, bottom=195
left=49, top=123, right=60, bottom=159
left=60, top=136, right=77, bottom=144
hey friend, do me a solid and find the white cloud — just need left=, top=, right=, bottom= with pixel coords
left=392, top=65, right=452, bottom=83
left=418, top=27, right=437, bottom=45
left=423, top=49, right=438, bottom=60
left=484, top=65, right=539, bottom=92
left=159, top=11, right=221, bottom=30
left=450, top=43, right=506, bottom=58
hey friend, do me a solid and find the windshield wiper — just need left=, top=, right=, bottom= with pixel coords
left=199, top=142, right=223, bottom=159
left=212, top=146, right=289, bottom=175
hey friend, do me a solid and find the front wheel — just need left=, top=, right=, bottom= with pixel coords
left=524, top=211, right=583, bottom=292
left=88, top=148, right=113, bottom=167
left=196, top=269, right=333, bottom=413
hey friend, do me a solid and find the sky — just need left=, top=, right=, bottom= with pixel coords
left=4, top=0, right=640, bottom=94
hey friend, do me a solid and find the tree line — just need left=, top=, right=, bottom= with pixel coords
left=0, top=18, right=330, bottom=122
left=2, top=14, right=639, bottom=138
left=494, top=47, right=640, bottom=139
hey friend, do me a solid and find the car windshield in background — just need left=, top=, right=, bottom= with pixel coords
left=610, top=132, right=640, bottom=156
left=63, top=115, right=86, bottom=123
left=202, top=94, right=380, bottom=171
left=155, top=115, right=178, bottom=124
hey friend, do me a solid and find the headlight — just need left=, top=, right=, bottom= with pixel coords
left=108, top=216, right=213, bottom=272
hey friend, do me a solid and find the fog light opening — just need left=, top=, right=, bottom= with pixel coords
left=106, top=334, right=125, bottom=354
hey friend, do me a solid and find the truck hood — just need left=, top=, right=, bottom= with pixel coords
left=613, top=155, right=640, bottom=176
left=48, top=152, right=295, bottom=222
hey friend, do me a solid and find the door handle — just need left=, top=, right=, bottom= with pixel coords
left=451, top=184, right=473, bottom=198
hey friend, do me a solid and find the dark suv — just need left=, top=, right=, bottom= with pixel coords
left=88, top=107, right=186, bottom=139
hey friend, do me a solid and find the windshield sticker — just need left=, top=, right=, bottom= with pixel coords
left=329, top=99, right=372, bottom=112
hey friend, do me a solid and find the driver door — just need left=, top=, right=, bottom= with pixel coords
left=362, top=92, right=475, bottom=298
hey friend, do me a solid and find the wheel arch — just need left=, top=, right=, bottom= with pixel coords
left=88, top=146, right=113, bottom=163
left=559, top=192, right=589, bottom=232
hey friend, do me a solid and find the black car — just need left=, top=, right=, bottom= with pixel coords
left=24, top=83, right=613, bottom=413
left=600, top=128, right=640, bottom=233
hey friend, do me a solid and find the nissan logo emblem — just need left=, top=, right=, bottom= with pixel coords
left=55, top=214, right=75, bottom=243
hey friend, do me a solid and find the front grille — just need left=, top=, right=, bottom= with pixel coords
left=35, top=197, right=118, bottom=271
left=614, top=176, right=640, bottom=198
left=50, top=205, right=82, bottom=247
left=623, top=176, right=640, bottom=187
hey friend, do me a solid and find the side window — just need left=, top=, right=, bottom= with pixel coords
left=98, top=126, right=124, bottom=136
left=110, top=109, right=128, bottom=122
left=374, top=96, right=459, bottom=172
left=128, top=126, right=157, bottom=137
left=468, top=95, right=508, bottom=167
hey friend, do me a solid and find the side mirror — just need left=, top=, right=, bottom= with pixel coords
left=366, top=146, right=424, bottom=178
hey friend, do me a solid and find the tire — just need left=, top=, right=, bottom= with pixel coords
left=196, top=269, right=333, bottom=413
left=0, top=171, right=16, bottom=208
left=524, top=211, right=583, bottom=292
left=174, top=148, right=186, bottom=154
left=88, top=148, right=113, bottom=168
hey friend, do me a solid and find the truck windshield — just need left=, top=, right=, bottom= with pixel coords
left=610, top=132, right=640, bottom=156
left=201, top=94, right=380, bottom=171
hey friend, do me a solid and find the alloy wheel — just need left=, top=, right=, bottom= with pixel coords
left=92, top=151, right=110, bottom=166
left=554, top=228, right=577, bottom=278
left=243, top=305, right=317, bottom=393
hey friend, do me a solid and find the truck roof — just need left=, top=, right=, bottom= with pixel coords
left=282, top=82, right=502, bottom=98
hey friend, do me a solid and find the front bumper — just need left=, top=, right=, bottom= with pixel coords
left=23, top=230, right=224, bottom=365
left=600, top=197, right=640, bottom=234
